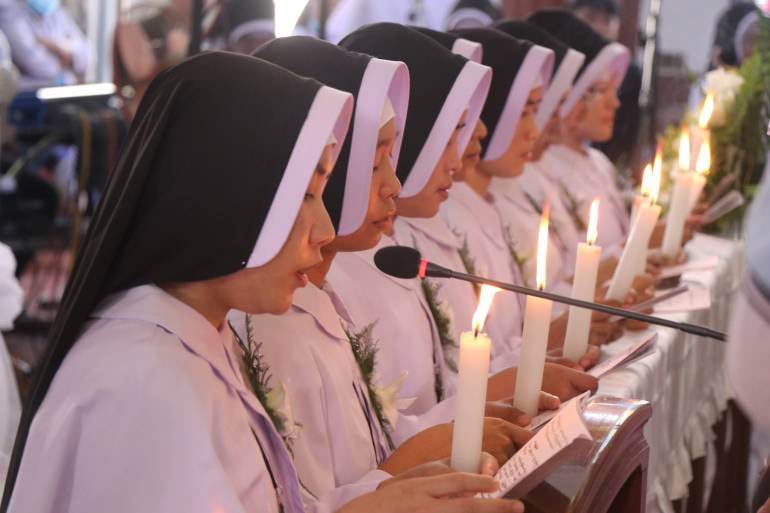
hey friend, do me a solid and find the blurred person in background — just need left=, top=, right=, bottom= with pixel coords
left=0, top=0, right=90, bottom=89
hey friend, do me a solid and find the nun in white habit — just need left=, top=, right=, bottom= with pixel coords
left=438, top=27, right=554, bottom=365
left=232, top=37, right=407, bottom=497
left=235, top=38, right=533, bottom=501
left=328, top=24, right=491, bottom=414
left=0, top=51, right=360, bottom=513
left=491, top=20, right=586, bottom=293
left=528, top=9, right=631, bottom=251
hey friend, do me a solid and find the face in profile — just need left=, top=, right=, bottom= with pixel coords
left=456, top=118, right=488, bottom=182
left=478, top=86, right=542, bottom=178
left=327, top=118, right=402, bottom=251
left=220, top=144, right=337, bottom=315
left=395, top=112, right=465, bottom=219
left=579, top=75, right=620, bottom=142
left=532, top=92, right=568, bottom=161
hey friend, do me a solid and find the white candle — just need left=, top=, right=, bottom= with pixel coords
left=633, top=150, right=662, bottom=275
left=661, top=172, right=694, bottom=258
left=630, top=164, right=652, bottom=224
left=688, top=139, right=710, bottom=211
left=450, top=285, right=497, bottom=473
left=689, top=93, right=713, bottom=167
left=606, top=171, right=662, bottom=301
left=513, top=209, right=552, bottom=416
left=563, top=199, right=602, bottom=363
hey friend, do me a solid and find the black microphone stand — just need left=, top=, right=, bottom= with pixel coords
left=426, top=263, right=726, bottom=341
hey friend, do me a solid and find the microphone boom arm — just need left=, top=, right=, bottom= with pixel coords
left=433, top=265, right=726, bottom=342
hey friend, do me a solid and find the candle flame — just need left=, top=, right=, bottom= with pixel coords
left=472, top=284, right=500, bottom=333
left=678, top=127, right=690, bottom=171
left=696, top=138, right=711, bottom=175
left=587, top=198, right=599, bottom=245
left=536, top=202, right=550, bottom=290
left=652, top=145, right=662, bottom=181
left=649, top=160, right=661, bottom=205
left=698, top=93, right=714, bottom=128
left=640, top=164, right=653, bottom=197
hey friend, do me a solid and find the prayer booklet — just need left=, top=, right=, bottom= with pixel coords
left=485, top=394, right=653, bottom=505
left=588, top=333, right=657, bottom=378
left=483, top=393, right=594, bottom=499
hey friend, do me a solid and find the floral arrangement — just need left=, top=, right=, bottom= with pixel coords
left=230, top=317, right=301, bottom=452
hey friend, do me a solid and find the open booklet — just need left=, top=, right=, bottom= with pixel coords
left=527, top=333, right=657, bottom=431
left=480, top=393, right=594, bottom=500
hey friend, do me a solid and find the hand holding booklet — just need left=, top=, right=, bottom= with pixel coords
left=481, top=393, right=594, bottom=499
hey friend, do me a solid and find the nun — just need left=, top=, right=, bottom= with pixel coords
left=234, top=36, right=530, bottom=501
left=528, top=9, right=631, bottom=251
left=327, top=23, right=493, bottom=414
left=491, top=20, right=585, bottom=291
left=0, top=51, right=518, bottom=513
left=437, top=27, right=556, bottom=356
left=491, top=19, right=624, bottom=346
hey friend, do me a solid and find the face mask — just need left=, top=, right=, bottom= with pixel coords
left=27, top=0, right=60, bottom=16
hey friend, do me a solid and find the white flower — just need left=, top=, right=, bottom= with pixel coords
left=373, top=371, right=415, bottom=429
left=703, top=67, right=744, bottom=127
left=265, top=380, right=301, bottom=443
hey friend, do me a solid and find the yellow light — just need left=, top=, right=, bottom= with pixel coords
left=698, top=93, right=714, bottom=129
left=678, top=127, right=690, bottom=171
left=640, top=164, right=653, bottom=197
left=536, top=203, right=550, bottom=290
left=653, top=144, right=662, bottom=182
left=472, top=284, right=500, bottom=333
left=587, top=199, right=599, bottom=245
left=696, top=139, right=711, bottom=175
left=649, top=161, right=662, bottom=205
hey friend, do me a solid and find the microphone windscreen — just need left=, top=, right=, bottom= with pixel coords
left=374, top=245, right=422, bottom=279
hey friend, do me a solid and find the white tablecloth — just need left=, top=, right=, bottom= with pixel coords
left=596, top=233, right=744, bottom=513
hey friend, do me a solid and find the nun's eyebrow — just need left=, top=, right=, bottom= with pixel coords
left=315, top=163, right=332, bottom=176
left=526, top=98, right=542, bottom=106
left=456, top=122, right=467, bottom=130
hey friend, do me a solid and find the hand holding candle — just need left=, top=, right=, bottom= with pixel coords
left=563, top=199, right=602, bottom=363
left=606, top=169, right=662, bottom=301
left=450, top=284, right=498, bottom=473
left=513, top=207, right=553, bottom=417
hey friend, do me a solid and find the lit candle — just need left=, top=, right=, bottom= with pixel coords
left=688, top=139, right=710, bottom=211
left=606, top=169, right=662, bottom=301
left=563, top=199, right=602, bottom=363
left=513, top=207, right=553, bottom=416
left=661, top=137, right=704, bottom=257
left=450, top=284, right=497, bottom=472
left=690, top=93, right=713, bottom=163
left=633, top=149, right=662, bottom=275
left=631, top=164, right=653, bottom=225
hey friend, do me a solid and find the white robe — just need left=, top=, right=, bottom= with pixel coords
left=393, top=214, right=476, bottom=394
left=516, top=160, right=583, bottom=275
left=489, top=176, right=572, bottom=315
left=6, top=285, right=373, bottom=513
left=539, top=144, right=629, bottom=251
left=440, top=182, right=524, bottom=369
left=327, top=236, right=455, bottom=415
left=230, top=283, right=390, bottom=500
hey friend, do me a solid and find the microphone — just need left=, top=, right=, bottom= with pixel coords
left=374, top=246, right=726, bottom=342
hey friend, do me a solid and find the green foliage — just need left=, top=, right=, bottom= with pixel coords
left=344, top=322, right=395, bottom=450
